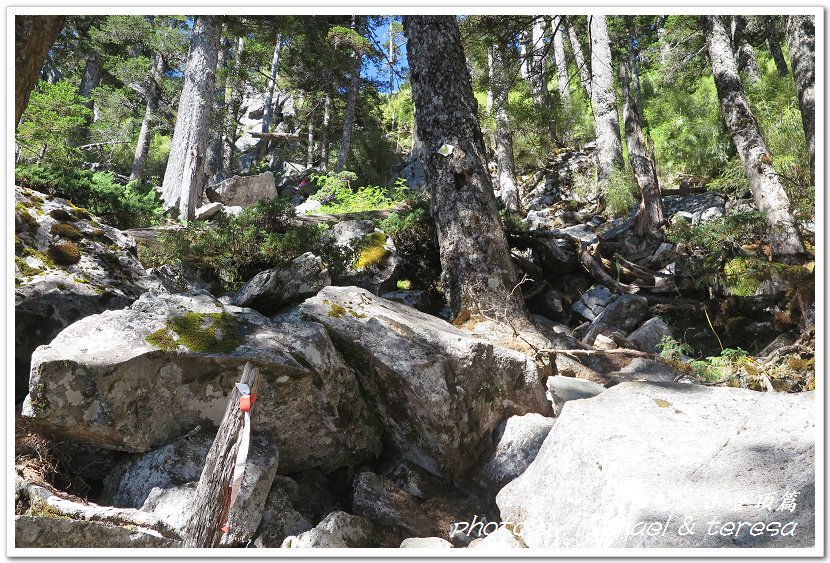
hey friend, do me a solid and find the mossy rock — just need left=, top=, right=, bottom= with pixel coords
left=15, top=204, right=39, bottom=236
left=145, top=312, right=243, bottom=354
left=48, top=209, right=73, bottom=221
left=47, top=243, right=82, bottom=266
left=15, top=256, right=42, bottom=278
left=353, top=232, right=390, bottom=271
left=50, top=222, right=84, bottom=241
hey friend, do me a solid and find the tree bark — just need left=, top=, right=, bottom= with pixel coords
left=786, top=15, right=815, bottom=183
left=551, top=16, right=570, bottom=106
left=222, top=36, right=245, bottom=176
left=160, top=15, right=221, bottom=220
left=589, top=15, right=624, bottom=195
left=130, top=52, right=165, bottom=183
left=319, top=87, right=332, bottom=171
left=765, top=17, right=789, bottom=77
left=262, top=36, right=283, bottom=135
left=182, top=363, right=262, bottom=548
left=78, top=52, right=102, bottom=119
left=703, top=15, right=804, bottom=258
left=15, top=15, right=65, bottom=128
left=336, top=16, right=364, bottom=173
left=492, top=42, right=519, bottom=213
left=206, top=32, right=230, bottom=184
left=621, top=47, right=664, bottom=240
left=403, top=15, right=531, bottom=328
left=306, top=104, right=315, bottom=168
left=529, top=17, right=548, bottom=108
left=564, top=16, right=591, bottom=98
left=730, top=16, right=760, bottom=85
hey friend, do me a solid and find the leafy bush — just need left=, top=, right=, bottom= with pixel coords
left=605, top=167, right=638, bottom=217
left=15, top=164, right=163, bottom=229
left=308, top=172, right=409, bottom=214
left=150, top=197, right=321, bottom=291
left=658, top=335, right=750, bottom=384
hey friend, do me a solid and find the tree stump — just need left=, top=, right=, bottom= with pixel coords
left=182, top=362, right=261, bottom=548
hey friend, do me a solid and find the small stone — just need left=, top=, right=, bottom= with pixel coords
left=400, top=537, right=454, bottom=548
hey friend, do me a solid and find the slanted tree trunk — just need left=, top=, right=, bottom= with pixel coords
left=15, top=15, right=65, bottom=127
left=160, top=15, right=221, bottom=220
left=621, top=46, right=664, bottom=240
left=222, top=36, right=245, bottom=176
left=529, top=17, right=548, bottom=108
left=786, top=15, right=815, bottom=183
left=765, top=17, right=789, bottom=77
left=402, top=15, right=533, bottom=329
left=492, top=41, right=520, bottom=213
left=336, top=16, right=365, bottom=173
left=589, top=15, right=624, bottom=199
left=319, top=87, right=332, bottom=171
left=262, top=36, right=283, bottom=136
left=730, top=15, right=760, bottom=84
left=551, top=16, right=570, bottom=106
left=206, top=32, right=230, bottom=184
left=703, top=15, right=804, bottom=258
left=130, top=52, right=165, bottom=183
left=565, top=16, right=591, bottom=98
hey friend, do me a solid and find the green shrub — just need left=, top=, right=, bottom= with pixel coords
left=15, top=164, right=163, bottom=229
left=151, top=197, right=320, bottom=291
left=605, top=167, right=638, bottom=217
left=308, top=172, right=409, bottom=214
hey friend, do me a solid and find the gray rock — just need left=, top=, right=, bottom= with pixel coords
left=546, top=376, right=606, bottom=417
left=497, top=382, right=815, bottom=548
left=582, top=294, right=649, bottom=346
left=223, top=205, right=245, bottom=217
left=401, top=537, right=454, bottom=548
left=14, top=187, right=159, bottom=401
left=23, top=291, right=380, bottom=473
left=149, top=263, right=222, bottom=295
left=300, top=286, right=549, bottom=478
left=328, top=221, right=399, bottom=294
left=627, top=317, right=672, bottom=353
left=206, top=172, right=277, bottom=207
left=194, top=202, right=224, bottom=221
left=468, top=525, right=524, bottom=548
left=581, top=285, right=615, bottom=314
left=231, top=252, right=330, bottom=314
left=381, top=290, right=437, bottom=313
left=15, top=516, right=177, bottom=548
left=571, top=300, right=596, bottom=321
left=295, top=199, right=322, bottom=215
left=477, top=413, right=556, bottom=490
left=252, top=476, right=313, bottom=547
left=663, top=193, right=726, bottom=223
left=313, top=511, right=375, bottom=547
left=534, top=289, right=565, bottom=321
left=282, top=528, right=348, bottom=548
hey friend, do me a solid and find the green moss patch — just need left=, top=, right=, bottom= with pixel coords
left=50, top=222, right=84, bottom=241
left=15, top=203, right=39, bottom=236
left=353, top=232, right=390, bottom=270
left=47, top=243, right=81, bottom=266
left=145, top=312, right=243, bottom=354
left=48, top=209, right=73, bottom=221
left=15, top=256, right=42, bottom=278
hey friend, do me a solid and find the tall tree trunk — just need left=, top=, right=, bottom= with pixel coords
left=223, top=36, right=245, bottom=176
left=206, top=32, right=229, bottom=184
left=518, top=29, right=530, bottom=80
left=160, top=15, right=221, bottom=220
left=336, top=16, right=364, bottom=173
left=78, top=52, right=101, bottom=111
left=564, top=16, right=591, bottom=98
left=730, top=16, right=760, bottom=85
left=262, top=36, right=283, bottom=135
left=15, top=15, right=65, bottom=127
left=703, top=15, right=804, bottom=258
left=551, top=16, right=570, bottom=106
left=306, top=105, right=316, bottom=168
left=485, top=46, right=494, bottom=118
left=402, top=15, right=531, bottom=328
left=589, top=15, right=624, bottom=199
left=130, top=52, right=164, bottom=183
left=786, top=15, right=815, bottom=183
left=41, top=53, right=62, bottom=84
left=621, top=43, right=663, bottom=239
left=529, top=17, right=548, bottom=108
left=765, top=17, right=789, bottom=77
left=492, top=42, right=519, bottom=213
left=319, top=87, right=332, bottom=171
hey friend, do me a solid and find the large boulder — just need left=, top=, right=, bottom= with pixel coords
left=15, top=516, right=177, bottom=548
left=497, top=382, right=815, bottom=548
left=230, top=252, right=330, bottom=314
left=205, top=172, right=278, bottom=207
left=328, top=220, right=399, bottom=294
left=14, top=187, right=159, bottom=401
left=22, top=290, right=380, bottom=473
left=252, top=476, right=313, bottom=547
left=300, top=286, right=549, bottom=478
left=282, top=511, right=375, bottom=548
